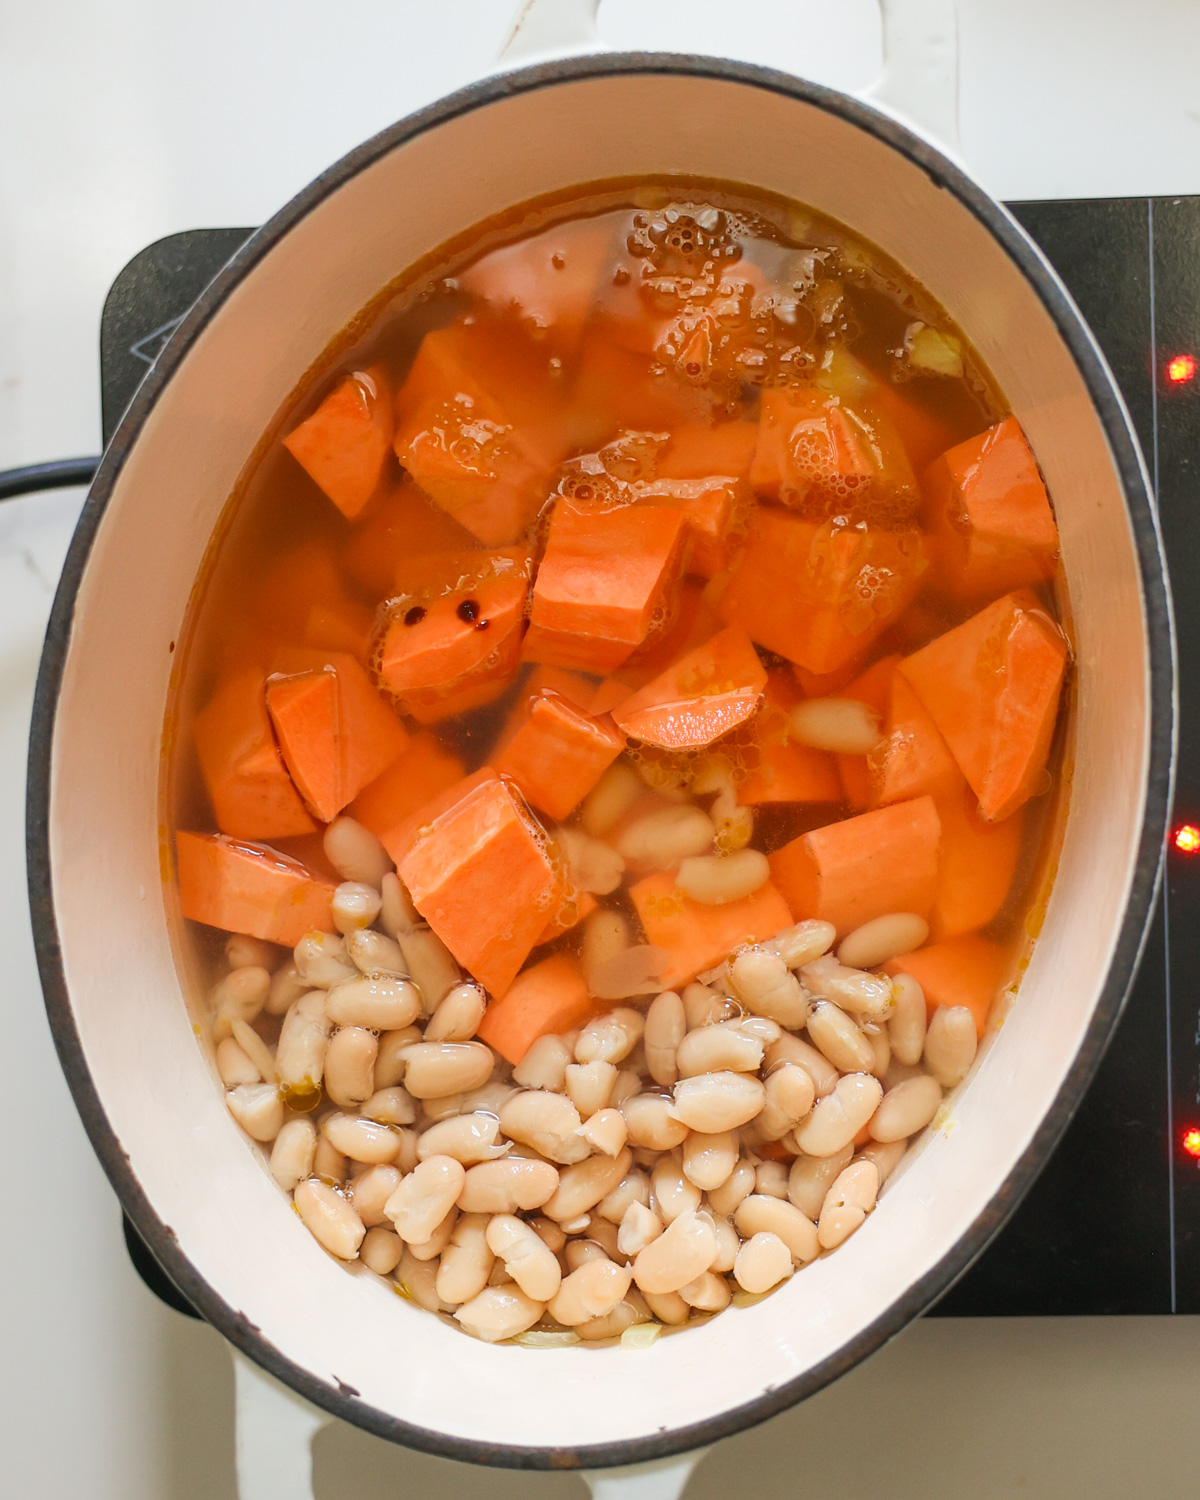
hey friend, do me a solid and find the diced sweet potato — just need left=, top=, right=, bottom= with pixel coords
left=823, top=654, right=897, bottom=811
left=282, top=366, right=393, bottom=520
left=611, top=625, right=766, bottom=752
left=535, top=889, right=599, bottom=947
left=349, top=732, right=465, bottom=842
left=525, top=500, right=687, bottom=672
left=899, top=590, right=1068, bottom=822
left=176, top=831, right=335, bottom=946
left=924, top=418, right=1059, bottom=601
left=302, top=598, right=374, bottom=659
left=193, top=667, right=317, bottom=840
left=633, top=475, right=746, bottom=577
left=492, top=688, right=626, bottom=821
left=885, top=934, right=1013, bottom=1037
left=737, top=671, right=841, bottom=806
left=477, top=953, right=594, bottom=1064
left=397, top=772, right=562, bottom=997
left=630, top=871, right=792, bottom=990
left=588, top=580, right=721, bottom=714
left=869, top=668, right=962, bottom=807
left=341, top=476, right=478, bottom=598
left=931, top=784, right=1022, bottom=942
left=377, top=765, right=498, bottom=870
left=718, top=508, right=928, bottom=675
left=769, top=796, right=941, bottom=936
left=656, top=421, right=758, bottom=482
left=570, top=331, right=712, bottom=447
left=266, top=652, right=408, bottom=823
left=873, top=382, right=962, bottom=472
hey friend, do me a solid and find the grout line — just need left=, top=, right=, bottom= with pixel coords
left=1148, top=196, right=1177, bottom=1313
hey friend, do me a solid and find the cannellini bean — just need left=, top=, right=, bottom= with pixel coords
left=733, top=1231, right=793, bottom=1294
left=558, top=826, right=626, bottom=895
left=644, top=991, right=685, bottom=1086
left=730, top=950, right=809, bottom=1027
left=230, top=1018, right=276, bottom=1084
left=838, top=912, right=929, bottom=970
left=924, top=1006, right=978, bottom=1088
left=294, top=931, right=357, bottom=989
left=579, top=1108, right=628, bottom=1157
left=807, top=1000, right=876, bottom=1074
left=710, top=785, right=754, bottom=855
left=373, top=1026, right=422, bottom=1089
left=454, top=1286, right=545, bottom=1342
left=385, top=1155, right=466, bottom=1243
left=618, top=1201, right=663, bottom=1256
left=217, top=1037, right=260, bottom=1086
left=294, top=1179, right=365, bottom=1259
left=765, top=1033, right=839, bottom=1097
left=211, top=966, right=270, bottom=1042
left=227, top=1082, right=283, bottom=1142
left=345, top=927, right=406, bottom=976
left=582, top=909, right=630, bottom=977
left=396, top=1247, right=454, bottom=1312
left=801, top=955, right=894, bottom=1022
left=858, top=1137, right=907, bottom=1184
left=486, top=1215, right=563, bottom=1301
left=735, top=1194, right=820, bottom=1263
left=226, top=934, right=278, bottom=970
left=632, top=1209, right=718, bottom=1295
left=530, top=1215, right=567, bottom=1253
left=405, top=1206, right=459, bottom=1261
left=324, top=817, right=392, bottom=889
left=610, top=1069, right=642, bottom=1107
left=331, top=881, right=383, bottom=936
left=393, top=1128, right=419, bottom=1174
left=499, top=1091, right=590, bottom=1165
left=755, top=1162, right=789, bottom=1200
left=671, top=1072, right=765, bottom=1133
left=676, top=1024, right=764, bottom=1078
left=380, top=872, right=418, bottom=939
left=788, top=1144, right=853, bottom=1219
left=707, top=1158, right=757, bottom=1216
left=361, top=1086, right=416, bottom=1126
left=793, top=1073, right=883, bottom=1157
left=596, top=1170, right=650, bottom=1224
left=867, top=1024, right=890, bottom=1079
left=587, top=946, right=670, bottom=1003
left=543, top=1148, right=632, bottom=1223
left=681, top=1270, right=732, bottom=1312
left=641, top=1288, right=691, bottom=1326
left=681, top=1130, right=739, bottom=1192
left=457, top=1158, right=560, bottom=1214
left=326, top=976, right=420, bottom=1032
left=266, top=961, right=308, bottom=1016
left=789, top=697, right=881, bottom=753
left=398, top=927, right=460, bottom=1011
left=565, top=1061, right=617, bottom=1116
left=620, top=1094, right=690, bottom=1150
left=652, top=1152, right=703, bottom=1223
left=564, top=1239, right=610, bottom=1270
left=581, top=761, right=642, bottom=837
left=681, top=982, right=732, bottom=1030
left=576, top=1008, right=645, bottom=1064
left=313, top=1136, right=347, bottom=1184
left=706, top=1211, right=740, bottom=1273
left=757, top=1064, right=816, bottom=1141
left=425, top=983, right=487, bottom=1043
left=818, top=1160, right=879, bottom=1248
left=676, top=850, right=769, bottom=906
left=549, top=1259, right=632, bottom=1326
left=417, top=1112, right=508, bottom=1164
left=400, top=1042, right=494, bottom=1099
left=270, top=1118, right=317, bottom=1192
left=349, top=1164, right=402, bottom=1228
left=360, top=1226, right=403, bottom=1275
left=763, top=920, right=837, bottom=970
left=514, top=1035, right=572, bottom=1092
left=324, top=1027, right=379, bottom=1109
left=617, top=804, right=714, bottom=869
left=888, top=973, right=927, bottom=1066
left=436, top=1213, right=495, bottom=1304
left=322, top=1112, right=401, bottom=1165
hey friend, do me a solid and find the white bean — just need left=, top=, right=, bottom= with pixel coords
left=211, top=966, right=270, bottom=1042
left=564, top=1239, right=610, bottom=1271
left=425, top=983, right=487, bottom=1043
left=385, top=1155, right=466, bottom=1243
left=620, top=1093, right=690, bottom=1151
left=682, top=982, right=736, bottom=1029
left=867, top=1025, right=891, bottom=1079
left=838, top=912, right=929, bottom=970
left=818, top=1159, right=879, bottom=1248
left=888, top=972, right=927, bottom=1066
left=806, top=1000, right=876, bottom=1074
left=587, top=945, right=669, bottom=1002
left=641, top=1288, right=691, bottom=1325
left=396, top=1247, right=454, bottom=1312
left=610, top=1069, right=642, bottom=1107
left=360, top=1226, right=403, bottom=1275
left=766, top=1033, right=839, bottom=1097
left=870, top=1074, right=942, bottom=1142
left=710, top=785, right=754, bottom=855
left=331, top=881, right=383, bottom=936
left=231, top=1018, right=276, bottom=1084
left=270, top=1118, right=316, bottom=1192
left=755, top=1162, right=789, bottom=1199
left=436, top=1213, right=495, bottom=1304
left=323, top=1112, right=401, bottom=1165
left=400, top=1042, right=494, bottom=1099
left=581, top=761, right=642, bottom=837
left=217, top=1037, right=260, bottom=1086
left=226, top=934, right=278, bottom=971
left=565, top=1061, right=617, bottom=1116
left=294, top=931, right=357, bottom=989
left=324, top=1027, right=379, bottom=1109
left=485, top=1215, right=562, bottom=1302
left=735, top=1194, right=820, bottom=1263
left=380, top=872, right=418, bottom=939
left=579, top=1108, right=628, bottom=1157
left=372, top=1026, right=422, bottom=1089
left=398, top=927, right=460, bottom=1011
left=543, top=1148, right=633, bottom=1224
left=787, top=1145, right=853, bottom=1219
left=454, top=1286, right=546, bottom=1341
left=549, top=1259, right=633, bottom=1326
left=326, top=976, right=420, bottom=1031
left=417, top=1113, right=508, bottom=1164
left=858, top=1137, right=907, bottom=1184
left=706, top=1158, right=757, bottom=1216
left=924, top=1006, right=978, bottom=1088
left=652, top=1151, right=703, bottom=1223
left=324, top=817, right=392, bottom=888
left=265, top=961, right=308, bottom=1016
left=514, top=1034, right=573, bottom=1092
left=676, top=1024, right=763, bottom=1078
left=226, top=1082, right=283, bottom=1142
left=676, top=850, right=769, bottom=906
left=575, top=1008, right=645, bottom=1064
left=757, top=1064, right=816, bottom=1141
left=671, top=1072, right=765, bottom=1133
left=706, top=1210, right=740, bottom=1273
left=730, top=949, right=809, bottom=1027
left=582, top=908, right=629, bottom=976
left=618, top=1201, right=663, bottom=1256
left=762, top=920, right=837, bottom=970
left=458, top=1159, right=560, bottom=1215
left=345, top=927, right=406, bottom=976
left=643, top=991, right=685, bottom=1086
left=801, top=955, right=894, bottom=1022
left=793, top=1073, right=883, bottom=1157
left=596, top=1170, right=650, bottom=1224
left=313, top=1135, right=347, bottom=1184
left=405, top=1206, right=459, bottom=1261
left=499, top=1091, right=590, bottom=1164
left=294, top=1179, right=364, bottom=1260
left=681, top=1130, right=739, bottom=1192
left=632, top=1209, right=718, bottom=1295
left=617, top=804, right=714, bottom=869
left=789, top=697, right=881, bottom=753
left=349, top=1164, right=403, bottom=1228
left=557, top=826, right=626, bottom=895
left=392, top=1128, right=419, bottom=1174
left=679, top=1271, right=731, bottom=1312
left=361, top=1086, right=416, bottom=1126
left=733, top=1231, right=793, bottom=1293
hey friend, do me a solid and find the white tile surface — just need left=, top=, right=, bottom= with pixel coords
left=2, top=2, right=1198, bottom=1496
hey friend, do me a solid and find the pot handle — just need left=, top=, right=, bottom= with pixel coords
left=233, top=1352, right=331, bottom=1500
left=500, top=0, right=960, bottom=155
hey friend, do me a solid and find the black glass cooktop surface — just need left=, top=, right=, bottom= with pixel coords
left=102, top=198, right=1200, bottom=1320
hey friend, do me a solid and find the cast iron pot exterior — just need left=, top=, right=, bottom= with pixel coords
left=27, top=54, right=1174, bottom=1470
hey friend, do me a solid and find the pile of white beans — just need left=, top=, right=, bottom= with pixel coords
left=211, top=814, right=979, bottom=1346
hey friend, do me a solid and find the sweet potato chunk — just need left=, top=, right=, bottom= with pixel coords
left=885, top=934, right=1013, bottom=1037
left=477, top=954, right=594, bottom=1065
left=930, top=784, right=1022, bottom=942
left=899, top=590, right=1068, bottom=822
left=349, top=732, right=465, bottom=843
left=833, top=654, right=899, bottom=809
left=657, top=421, right=758, bottom=482
left=611, top=625, right=766, bottom=751
left=737, top=671, right=841, bottom=806
left=342, top=477, right=478, bottom=597
left=869, top=668, right=962, bottom=808
left=397, top=772, right=561, bottom=997
left=769, top=796, right=941, bottom=936
left=492, top=687, right=626, bottom=821
left=282, top=366, right=393, bottom=520
left=633, top=475, right=745, bottom=578
left=630, top=871, right=792, bottom=989
left=176, top=831, right=335, bottom=946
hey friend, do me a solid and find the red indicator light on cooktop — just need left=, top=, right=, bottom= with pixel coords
left=1167, top=353, right=1197, bottom=384
left=1183, top=1128, right=1200, bottom=1159
left=1173, top=824, right=1200, bottom=854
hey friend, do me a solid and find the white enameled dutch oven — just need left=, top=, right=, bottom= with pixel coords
left=26, top=0, right=1175, bottom=1494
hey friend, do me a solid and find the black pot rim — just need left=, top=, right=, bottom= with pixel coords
left=26, top=50, right=1176, bottom=1473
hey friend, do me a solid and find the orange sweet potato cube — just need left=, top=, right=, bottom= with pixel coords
left=349, top=732, right=465, bottom=843
left=611, top=624, right=766, bottom=751
left=630, top=871, right=793, bottom=989
left=885, top=934, right=1014, bottom=1037
left=176, top=831, right=335, bottom=947
left=492, top=689, right=625, bottom=822
left=930, top=783, right=1022, bottom=943
left=282, top=366, right=393, bottom=520
left=476, top=953, right=595, bottom=1064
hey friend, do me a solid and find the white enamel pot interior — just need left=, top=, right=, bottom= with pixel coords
left=28, top=54, right=1173, bottom=1470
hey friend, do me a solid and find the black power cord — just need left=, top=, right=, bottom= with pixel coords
left=0, top=457, right=100, bottom=502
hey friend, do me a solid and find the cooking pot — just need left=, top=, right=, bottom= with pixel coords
left=27, top=0, right=1174, bottom=1492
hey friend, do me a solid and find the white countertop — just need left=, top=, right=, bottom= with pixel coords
left=3, top=3, right=1199, bottom=1496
